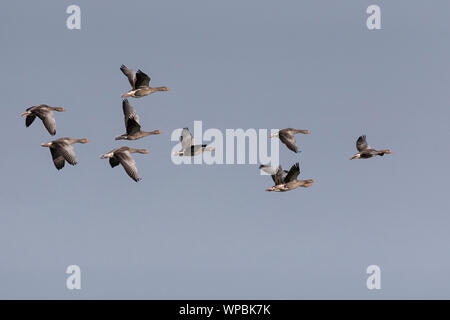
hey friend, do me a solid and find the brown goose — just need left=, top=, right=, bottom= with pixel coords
left=21, top=105, right=65, bottom=136
left=270, top=128, right=310, bottom=153
left=120, top=65, right=169, bottom=98
left=100, top=146, right=149, bottom=182
left=115, top=99, right=162, bottom=140
left=350, top=135, right=392, bottom=160
left=261, top=162, right=315, bottom=192
left=173, top=127, right=215, bottom=156
left=41, top=137, right=90, bottom=170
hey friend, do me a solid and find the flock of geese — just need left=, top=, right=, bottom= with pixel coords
left=21, top=65, right=393, bottom=190
left=260, top=130, right=392, bottom=192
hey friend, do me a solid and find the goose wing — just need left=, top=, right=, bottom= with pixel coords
left=25, top=114, right=36, bottom=127
left=284, top=162, right=300, bottom=183
left=120, top=65, right=136, bottom=89
left=116, top=150, right=140, bottom=182
left=134, top=70, right=151, bottom=89
left=39, top=112, right=57, bottom=136
left=180, top=128, right=194, bottom=151
left=356, top=135, right=370, bottom=152
left=259, top=165, right=279, bottom=176
left=272, top=166, right=287, bottom=185
left=122, top=99, right=141, bottom=135
left=53, top=141, right=77, bottom=165
left=32, top=106, right=56, bottom=135
left=279, top=130, right=299, bottom=153
left=109, top=156, right=120, bottom=168
left=50, top=148, right=65, bottom=170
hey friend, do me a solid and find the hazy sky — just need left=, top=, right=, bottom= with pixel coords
left=1, top=0, right=450, bottom=299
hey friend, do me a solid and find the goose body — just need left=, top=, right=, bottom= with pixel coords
left=100, top=146, right=149, bottom=182
left=173, top=128, right=215, bottom=156
left=120, top=65, right=169, bottom=98
left=350, top=135, right=392, bottom=160
left=41, top=137, right=90, bottom=170
left=21, top=105, right=65, bottom=136
left=270, top=128, right=310, bottom=153
left=115, top=99, right=162, bottom=140
left=261, top=162, right=315, bottom=192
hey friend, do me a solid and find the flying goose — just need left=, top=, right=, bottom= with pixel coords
left=173, top=127, right=215, bottom=156
left=41, top=137, right=90, bottom=170
left=261, top=162, right=315, bottom=192
left=115, top=99, right=162, bottom=140
left=120, top=65, right=169, bottom=98
left=100, top=146, right=149, bottom=182
left=270, top=128, right=310, bottom=153
left=350, top=135, right=392, bottom=160
left=21, top=105, right=65, bottom=136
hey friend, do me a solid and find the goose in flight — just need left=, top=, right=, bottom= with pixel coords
left=41, top=137, right=90, bottom=170
left=270, top=128, right=310, bottom=153
left=350, top=135, right=392, bottom=160
left=173, top=127, right=215, bottom=156
left=115, top=99, right=162, bottom=140
left=260, top=162, right=315, bottom=192
left=120, top=65, right=169, bottom=98
left=100, top=146, right=149, bottom=182
left=21, top=105, right=65, bottom=136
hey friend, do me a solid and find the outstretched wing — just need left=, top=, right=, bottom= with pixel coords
left=272, top=166, right=286, bottom=185
left=120, top=65, right=137, bottom=89
left=50, top=148, right=65, bottom=170
left=284, top=162, right=300, bottom=183
left=356, top=135, right=370, bottom=152
left=40, top=112, right=57, bottom=135
left=122, top=99, right=141, bottom=135
left=259, top=164, right=279, bottom=176
left=116, top=151, right=140, bottom=182
left=180, top=128, right=194, bottom=151
left=54, top=143, right=77, bottom=165
left=279, top=131, right=299, bottom=153
left=134, top=70, right=151, bottom=88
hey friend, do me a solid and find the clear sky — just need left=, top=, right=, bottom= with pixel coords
left=1, top=0, right=450, bottom=299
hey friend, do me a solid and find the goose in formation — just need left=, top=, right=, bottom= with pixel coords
left=115, top=99, right=162, bottom=140
left=173, top=128, right=215, bottom=156
left=350, top=135, right=392, bottom=160
left=260, top=162, right=315, bottom=192
left=21, top=105, right=65, bottom=136
left=120, top=65, right=169, bottom=98
left=100, top=146, right=149, bottom=182
left=270, top=128, right=310, bottom=153
left=41, top=137, right=90, bottom=170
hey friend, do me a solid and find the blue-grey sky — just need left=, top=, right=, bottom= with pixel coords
left=1, top=0, right=450, bottom=299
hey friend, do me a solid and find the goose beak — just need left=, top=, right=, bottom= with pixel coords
left=41, top=143, right=51, bottom=147
left=21, top=112, right=30, bottom=118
